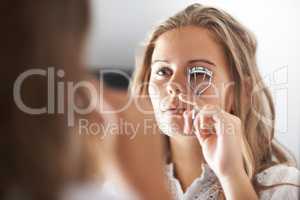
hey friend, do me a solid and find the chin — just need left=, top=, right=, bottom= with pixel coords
left=156, top=116, right=186, bottom=137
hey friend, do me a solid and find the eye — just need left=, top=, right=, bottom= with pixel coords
left=188, top=66, right=212, bottom=80
left=187, top=66, right=213, bottom=95
left=155, top=67, right=172, bottom=77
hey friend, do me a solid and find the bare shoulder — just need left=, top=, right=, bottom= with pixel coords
left=256, top=164, right=300, bottom=184
left=256, top=164, right=300, bottom=200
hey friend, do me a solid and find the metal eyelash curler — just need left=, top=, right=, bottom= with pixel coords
left=187, top=66, right=213, bottom=96
left=186, top=66, right=213, bottom=120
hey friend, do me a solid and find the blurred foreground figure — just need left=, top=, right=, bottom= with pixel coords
left=0, top=1, right=171, bottom=200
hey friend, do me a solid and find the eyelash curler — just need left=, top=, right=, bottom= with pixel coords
left=187, top=66, right=213, bottom=96
left=186, top=66, right=214, bottom=120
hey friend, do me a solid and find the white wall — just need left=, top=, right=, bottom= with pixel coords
left=86, top=0, right=300, bottom=165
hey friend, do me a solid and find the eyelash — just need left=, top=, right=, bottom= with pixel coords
left=153, top=66, right=212, bottom=79
left=188, top=66, right=210, bottom=72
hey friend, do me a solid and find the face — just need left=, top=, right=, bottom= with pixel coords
left=148, top=26, right=234, bottom=137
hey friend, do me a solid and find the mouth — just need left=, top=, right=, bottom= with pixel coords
left=162, top=108, right=186, bottom=115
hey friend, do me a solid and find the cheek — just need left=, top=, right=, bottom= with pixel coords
left=148, top=81, right=160, bottom=108
left=201, top=78, right=234, bottom=109
left=158, top=118, right=185, bottom=137
left=194, top=79, right=226, bottom=107
left=148, top=77, right=167, bottom=107
left=153, top=108, right=185, bottom=137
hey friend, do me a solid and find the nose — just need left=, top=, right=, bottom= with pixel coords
left=167, top=83, right=181, bottom=96
left=166, top=76, right=185, bottom=96
left=165, top=66, right=187, bottom=96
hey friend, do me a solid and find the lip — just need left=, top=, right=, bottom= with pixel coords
left=163, top=108, right=186, bottom=115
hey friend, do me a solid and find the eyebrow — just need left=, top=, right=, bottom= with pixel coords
left=188, top=59, right=216, bottom=66
left=151, top=59, right=169, bottom=64
left=151, top=59, right=216, bottom=66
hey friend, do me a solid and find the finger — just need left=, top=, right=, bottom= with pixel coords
left=183, top=110, right=193, bottom=135
left=199, top=104, right=221, bottom=116
left=193, top=113, right=204, bottom=144
left=198, top=105, right=219, bottom=131
left=193, top=112, right=215, bottom=145
left=212, top=111, right=241, bottom=138
left=211, top=108, right=243, bottom=139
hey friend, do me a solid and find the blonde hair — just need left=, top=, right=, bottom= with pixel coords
left=131, top=3, right=297, bottom=195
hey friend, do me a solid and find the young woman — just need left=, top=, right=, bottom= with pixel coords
left=132, top=3, right=300, bottom=200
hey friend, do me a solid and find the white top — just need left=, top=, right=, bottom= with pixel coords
left=62, top=180, right=138, bottom=200
left=62, top=164, right=299, bottom=200
left=165, top=163, right=300, bottom=200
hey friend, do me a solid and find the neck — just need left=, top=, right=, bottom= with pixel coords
left=169, top=135, right=204, bottom=192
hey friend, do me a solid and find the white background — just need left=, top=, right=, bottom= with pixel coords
left=85, top=0, right=300, bottom=165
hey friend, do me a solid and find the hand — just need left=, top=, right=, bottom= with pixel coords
left=183, top=104, right=245, bottom=178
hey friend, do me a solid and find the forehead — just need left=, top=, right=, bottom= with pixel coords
left=152, top=26, right=225, bottom=64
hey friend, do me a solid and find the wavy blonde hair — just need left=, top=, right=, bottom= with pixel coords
left=131, top=3, right=297, bottom=196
